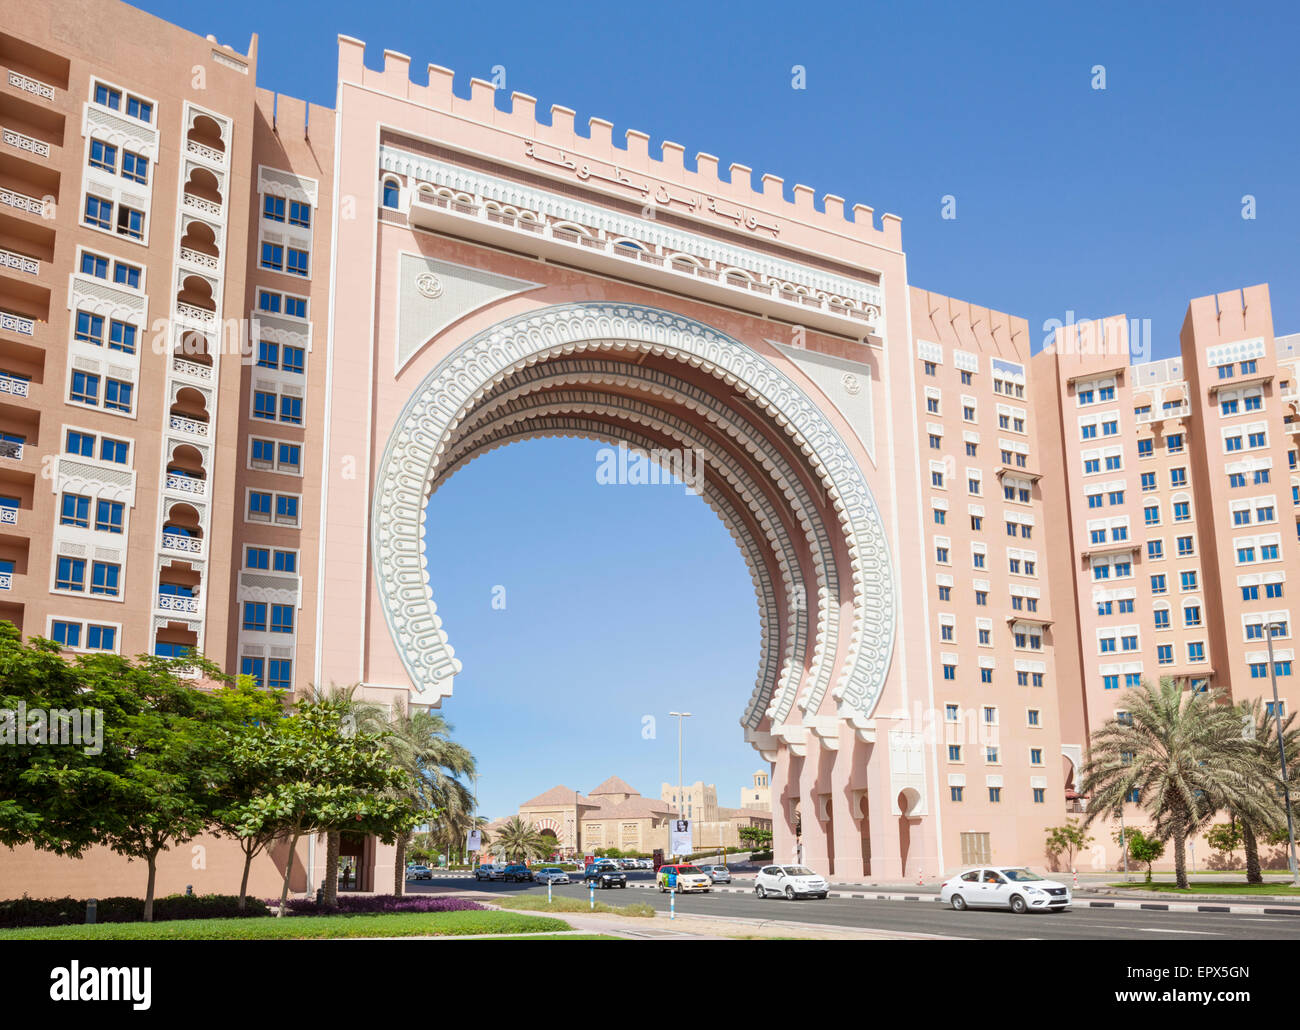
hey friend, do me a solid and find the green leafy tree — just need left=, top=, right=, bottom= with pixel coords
left=0, top=626, right=276, bottom=920
left=1044, top=819, right=1094, bottom=871
left=1114, top=828, right=1165, bottom=883
left=1205, top=821, right=1243, bottom=866
left=1080, top=679, right=1274, bottom=888
left=491, top=815, right=552, bottom=863
left=737, top=825, right=773, bottom=851
left=226, top=695, right=421, bottom=913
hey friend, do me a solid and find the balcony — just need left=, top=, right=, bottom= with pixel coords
left=161, top=530, right=204, bottom=555
left=406, top=190, right=883, bottom=340
left=185, top=115, right=227, bottom=168
left=157, top=591, right=200, bottom=614
left=0, top=184, right=45, bottom=217
left=0, top=245, right=37, bottom=275
left=172, top=353, right=213, bottom=381
left=168, top=413, right=209, bottom=438
left=0, top=308, right=33, bottom=336
left=0, top=505, right=12, bottom=525
left=2, top=126, right=49, bottom=159
left=1136, top=403, right=1189, bottom=425
left=164, top=471, right=206, bottom=497
left=0, top=371, right=27, bottom=398
left=0, top=438, right=21, bottom=460
left=1, top=32, right=70, bottom=104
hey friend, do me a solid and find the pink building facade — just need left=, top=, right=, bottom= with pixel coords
left=2, top=1, right=1297, bottom=896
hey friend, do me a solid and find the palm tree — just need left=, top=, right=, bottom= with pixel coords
left=1079, top=678, right=1274, bottom=888
left=1232, top=698, right=1300, bottom=883
left=491, top=815, right=552, bottom=863
left=352, top=701, right=476, bottom=895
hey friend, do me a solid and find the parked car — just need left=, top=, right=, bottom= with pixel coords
left=638, top=858, right=654, bottom=870
left=474, top=864, right=504, bottom=881
left=617, top=858, right=638, bottom=869
left=583, top=862, right=628, bottom=889
left=753, top=865, right=828, bottom=899
left=703, top=865, right=732, bottom=884
left=501, top=864, right=534, bottom=882
left=535, top=868, right=571, bottom=885
left=405, top=864, right=433, bottom=881
left=656, top=863, right=712, bottom=893
left=940, top=867, right=1071, bottom=913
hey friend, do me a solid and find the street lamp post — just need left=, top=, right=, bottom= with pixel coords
left=669, top=711, right=692, bottom=857
left=1265, top=623, right=1300, bottom=886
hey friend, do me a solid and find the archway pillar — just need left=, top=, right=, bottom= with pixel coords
left=862, top=734, right=907, bottom=880
left=796, top=726, right=835, bottom=877
left=769, top=744, right=800, bottom=866
left=828, top=731, right=871, bottom=882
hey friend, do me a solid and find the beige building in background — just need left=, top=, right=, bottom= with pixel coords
left=492, top=775, right=772, bottom=858
left=741, top=771, right=771, bottom=810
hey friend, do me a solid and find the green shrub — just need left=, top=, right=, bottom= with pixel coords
left=0, top=893, right=270, bottom=928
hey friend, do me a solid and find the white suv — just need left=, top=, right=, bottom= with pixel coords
left=754, top=865, right=828, bottom=900
left=474, top=864, right=503, bottom=881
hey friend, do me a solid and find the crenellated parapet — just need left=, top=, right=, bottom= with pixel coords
left=337, top=36, right=902, bottom=264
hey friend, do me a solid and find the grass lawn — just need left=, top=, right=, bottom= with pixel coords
left=1107, top=881, right=1300, bottom=896
left=0, top=910, right=572, bottom=941
left=492, top=895, right=656, bottom=918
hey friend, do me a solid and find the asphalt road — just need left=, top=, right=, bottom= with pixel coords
left=410, top=872, right=1300, bottom=940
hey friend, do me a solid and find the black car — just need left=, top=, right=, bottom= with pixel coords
left=583, top=863, right=628, bottom=889
left=502, top=864, right=534, bottom=882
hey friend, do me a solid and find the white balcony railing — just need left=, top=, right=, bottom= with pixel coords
left=165, top=472, right=206, bottom=496
left=0, top=439, right=22, bottom=460
left=158, top=593, right=200, bottom=614
left=0, top=186, right=46, bottom=216
left=168, top=414, right=209, bottom=437
left=186, top=138, right=226, bottom=165
left=182, top=192, right=223, bottom=218
left=175, top=301, right=216, bottom=325
left=0, top=247, right=38, bottom=275
left=0, top=310, right=35, bottom=336
left=179, top=246, right=219, bottom=269
left=0, top=507, right=16, bottom=525
left=161, top=532, right=204, bottom=554
left=1136, top=403, right=1190, bottom=424
left=2, top=126, right=50, bottom=158
left=0, top=571, right=10, bottom=590
left=6, top=70, right=56, bottom=101
left=0, top=373, right=30, bottom=398
left=172, top=355, right=213, bottom=381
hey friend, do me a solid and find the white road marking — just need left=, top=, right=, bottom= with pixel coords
left=1137, top=927, right=1224, bottom=935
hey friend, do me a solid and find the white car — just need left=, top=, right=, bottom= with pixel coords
left=754, top=864, right=828, bottom=900
left=535, top=868, right=571, bottom=885
left=940, top=866, right=1071, bottom=913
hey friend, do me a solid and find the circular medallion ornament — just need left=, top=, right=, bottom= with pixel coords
left=842, top=372, right=861, bottom=395
left=415, top=272, right=444, bottom=299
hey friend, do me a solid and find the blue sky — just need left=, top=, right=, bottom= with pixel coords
left=136, top=0, right=1300, bottom=816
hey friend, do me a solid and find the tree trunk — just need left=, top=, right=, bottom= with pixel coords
left=143, top=850, right=158, bottom=922
left=1243, top=824, right=1262, bottom=884
left=238, top=844, right=255, bottom=910
left=277, top=831, right=300, bottom=916
left=394, top=833, right=409, bottom=896
left=323, top=831, right=340, bottom=907
left=1173, top=823, right=1188, bottom=889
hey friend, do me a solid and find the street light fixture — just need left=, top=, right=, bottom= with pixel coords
left=669, top=711, right=692, bottom=857
left=1265, top=622, right=1300, bottom=887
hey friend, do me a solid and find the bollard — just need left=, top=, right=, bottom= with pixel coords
left=917, top=868, right=924, bottom=886
left=589, top=882, right=595, bottom=910
left=548, top=881, right=552, bottom=905
left=1073, top=870, right=1078, bottom=890
left=85, top=898, right=97, bottom=924
left=670, top=886, right=675, bottom=920
left=185, top=884, right=193, bottom=897
left=315, top=887, right=324, bottom=906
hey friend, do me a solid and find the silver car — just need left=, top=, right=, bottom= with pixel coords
left=704, top=865, right=732, bottom=884
left=535, top=868, right=571, bottom=885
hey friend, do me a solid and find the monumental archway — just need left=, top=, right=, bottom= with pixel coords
left=372, top=303, right=897, bottom=755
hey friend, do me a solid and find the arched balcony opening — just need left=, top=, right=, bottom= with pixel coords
left=186, top=115, right=226, bottom=157
left=176, top=274, right=216, bottom=315
left=161, top=501, right=204, bottom=553
left=179, top=219, right=219, bottom=260
left=154, top=622, right=198, bottom=661
left=182, top=167, right=222, bottom=208
left=157, top=559, right=201, bottom=616
left=174, top=330, right=213, bottom=366
left=169, top=386, right=210, bottom=429
left=165, top=446, right=207, bottom=496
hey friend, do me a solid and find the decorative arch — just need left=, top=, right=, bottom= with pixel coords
left=371, top=302, right=896, bottom=727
